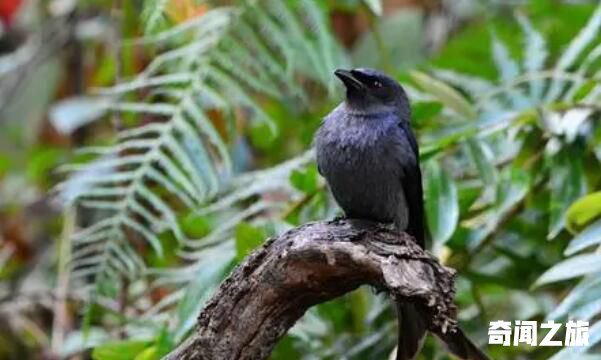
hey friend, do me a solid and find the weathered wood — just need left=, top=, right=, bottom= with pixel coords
left=163, top=219, right=465, bottom=360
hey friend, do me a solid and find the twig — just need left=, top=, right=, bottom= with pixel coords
left=50, top=206, right=76, bottom=354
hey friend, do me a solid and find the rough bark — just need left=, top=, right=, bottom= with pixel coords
left=164, top=219, right=460, bottom=360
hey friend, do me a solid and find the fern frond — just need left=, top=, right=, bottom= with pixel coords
left=63, top=1, right=343, bottom=303
left=141, top=0, right=170, bottom=35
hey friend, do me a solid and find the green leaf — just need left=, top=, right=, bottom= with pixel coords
left=61, top=328, right=111, bottom=357
left=490, top=31, right=520, bottom=82
left=556, top=2, right=601, bottom=73
left=134, top=346, right=160, bottom=360
left=548, top=321, right=601, bottom=360
left=352, top=10, right=424, bottom=71
left=363, top=0, right=382, bottom=16
left=534, top=254, right=601, bottom=287
left=573, top=80, right=597, bottom=101
left=572, top=297, right=601, bottom=321
left=466, top=139, right=497, bottom=187
left=545, top=3, right=601, bottom=102
left=410, top=71, right=477, bottom=119
left=490, top=31, right=529, bottom=108
left=0, top=153, right=12, bottom=178
left=289, top=165, right=319, bottom=193
left=142, top=0, right=169, bottom=34
left=548, top=151, right=587, bottom=239
left=92, top=340, right=149, bottom=360
left=425, top=161, right=459, bottom=245
left=548, top=276, right=601, bottom=320
left=249, top=121, right=278, bottom=150
left=271, top=336, right=303, bottom=359
left=49, top=96, right=111, bottom=135
left=27, top=147, right=64, bottom=185
left=566, top=192, right=601, bottom=233
left=515, top=12, right=547, bottom=101
left=565, top=219, right=601, bottom=256
left=235, top=222, right=266, bottom=261
left=411, top=101, right=443, bottom=125
left=154, top=329, right=174, bottom=358
left=179, top=213, right=212, bottom=238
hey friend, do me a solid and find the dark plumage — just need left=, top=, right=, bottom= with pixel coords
left=315, top=68, right=426, bottom=360
left=315, top=68, right=425, bottom=247
left=315, top=68, right=488, bottom=360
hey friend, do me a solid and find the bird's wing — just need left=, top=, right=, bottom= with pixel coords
left=398, top=121, right=426, bottom=249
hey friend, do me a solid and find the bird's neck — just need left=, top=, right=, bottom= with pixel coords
left=343, top=102, right=398, bottom=119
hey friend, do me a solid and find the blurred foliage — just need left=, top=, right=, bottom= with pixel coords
left=1, top=0, right=601, bottom=359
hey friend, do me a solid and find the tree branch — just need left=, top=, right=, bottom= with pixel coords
left=164, top=219, right=479, bottom=360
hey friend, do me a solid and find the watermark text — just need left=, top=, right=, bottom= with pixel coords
left=488, top=320, right=588, bottom=347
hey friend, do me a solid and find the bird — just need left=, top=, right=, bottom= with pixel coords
left=315, top=68, right=488, bottom=360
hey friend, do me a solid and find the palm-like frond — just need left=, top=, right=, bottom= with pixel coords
left=141, top=0, right=170, bottom=34
left=61, top=1, right=345, bottom=299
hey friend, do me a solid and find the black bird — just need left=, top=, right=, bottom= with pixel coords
left=315, top=68, right=488, bottom=360
left=316, top=68, right=425, bottom=247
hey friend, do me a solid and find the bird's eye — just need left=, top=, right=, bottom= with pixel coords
left=373, top=81, right=382, bottom=88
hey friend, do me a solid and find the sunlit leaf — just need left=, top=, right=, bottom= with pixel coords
left=490, top=31, right=529, bottom=108
left=363, top=0, right=382, bottom=16
left=411, top=101, right=443, bottom=125
left=142, top=0, right=170, bottom=34
left=425, top=161, right=459, bottom=246
left=410, top=71, right=477, bottom=119
left=49, top=96, right=111, bottom=135
left=92, top=340, right=149, bottom=360
left=566, top=192, right=601, bottom=233
left=235, top=222, right=266, bottom=261
left=572, top=80, right=597, bottom=101
left=545, top=3, right=601, bottom=102
left=548, top=151, right=587, bottom=239
left=515, top=12, right=547, bottom=101
left=565, top=219, right=601, bottom=256
left=535, top=254, right=601, bottom=287
left=61, top=328, right=111, bottom=357
left=548, top=321, right=601, bottom=360
left=290, top=165, right=319, bottom=194
left=466, top=138, right=497, bottom=188
left=547, top=275, right=601, bottom=320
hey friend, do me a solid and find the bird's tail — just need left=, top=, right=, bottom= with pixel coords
left=395, top=303, right=426, bottom=360
left=436, top=327, right=490, bottom=360
left=394, top=303, right=489, bottom=360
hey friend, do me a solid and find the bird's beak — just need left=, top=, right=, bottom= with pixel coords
left=334, top=69, right=365, bottom=90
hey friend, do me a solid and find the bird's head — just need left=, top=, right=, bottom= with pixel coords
left=334, top=68, right=410, bottom=119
